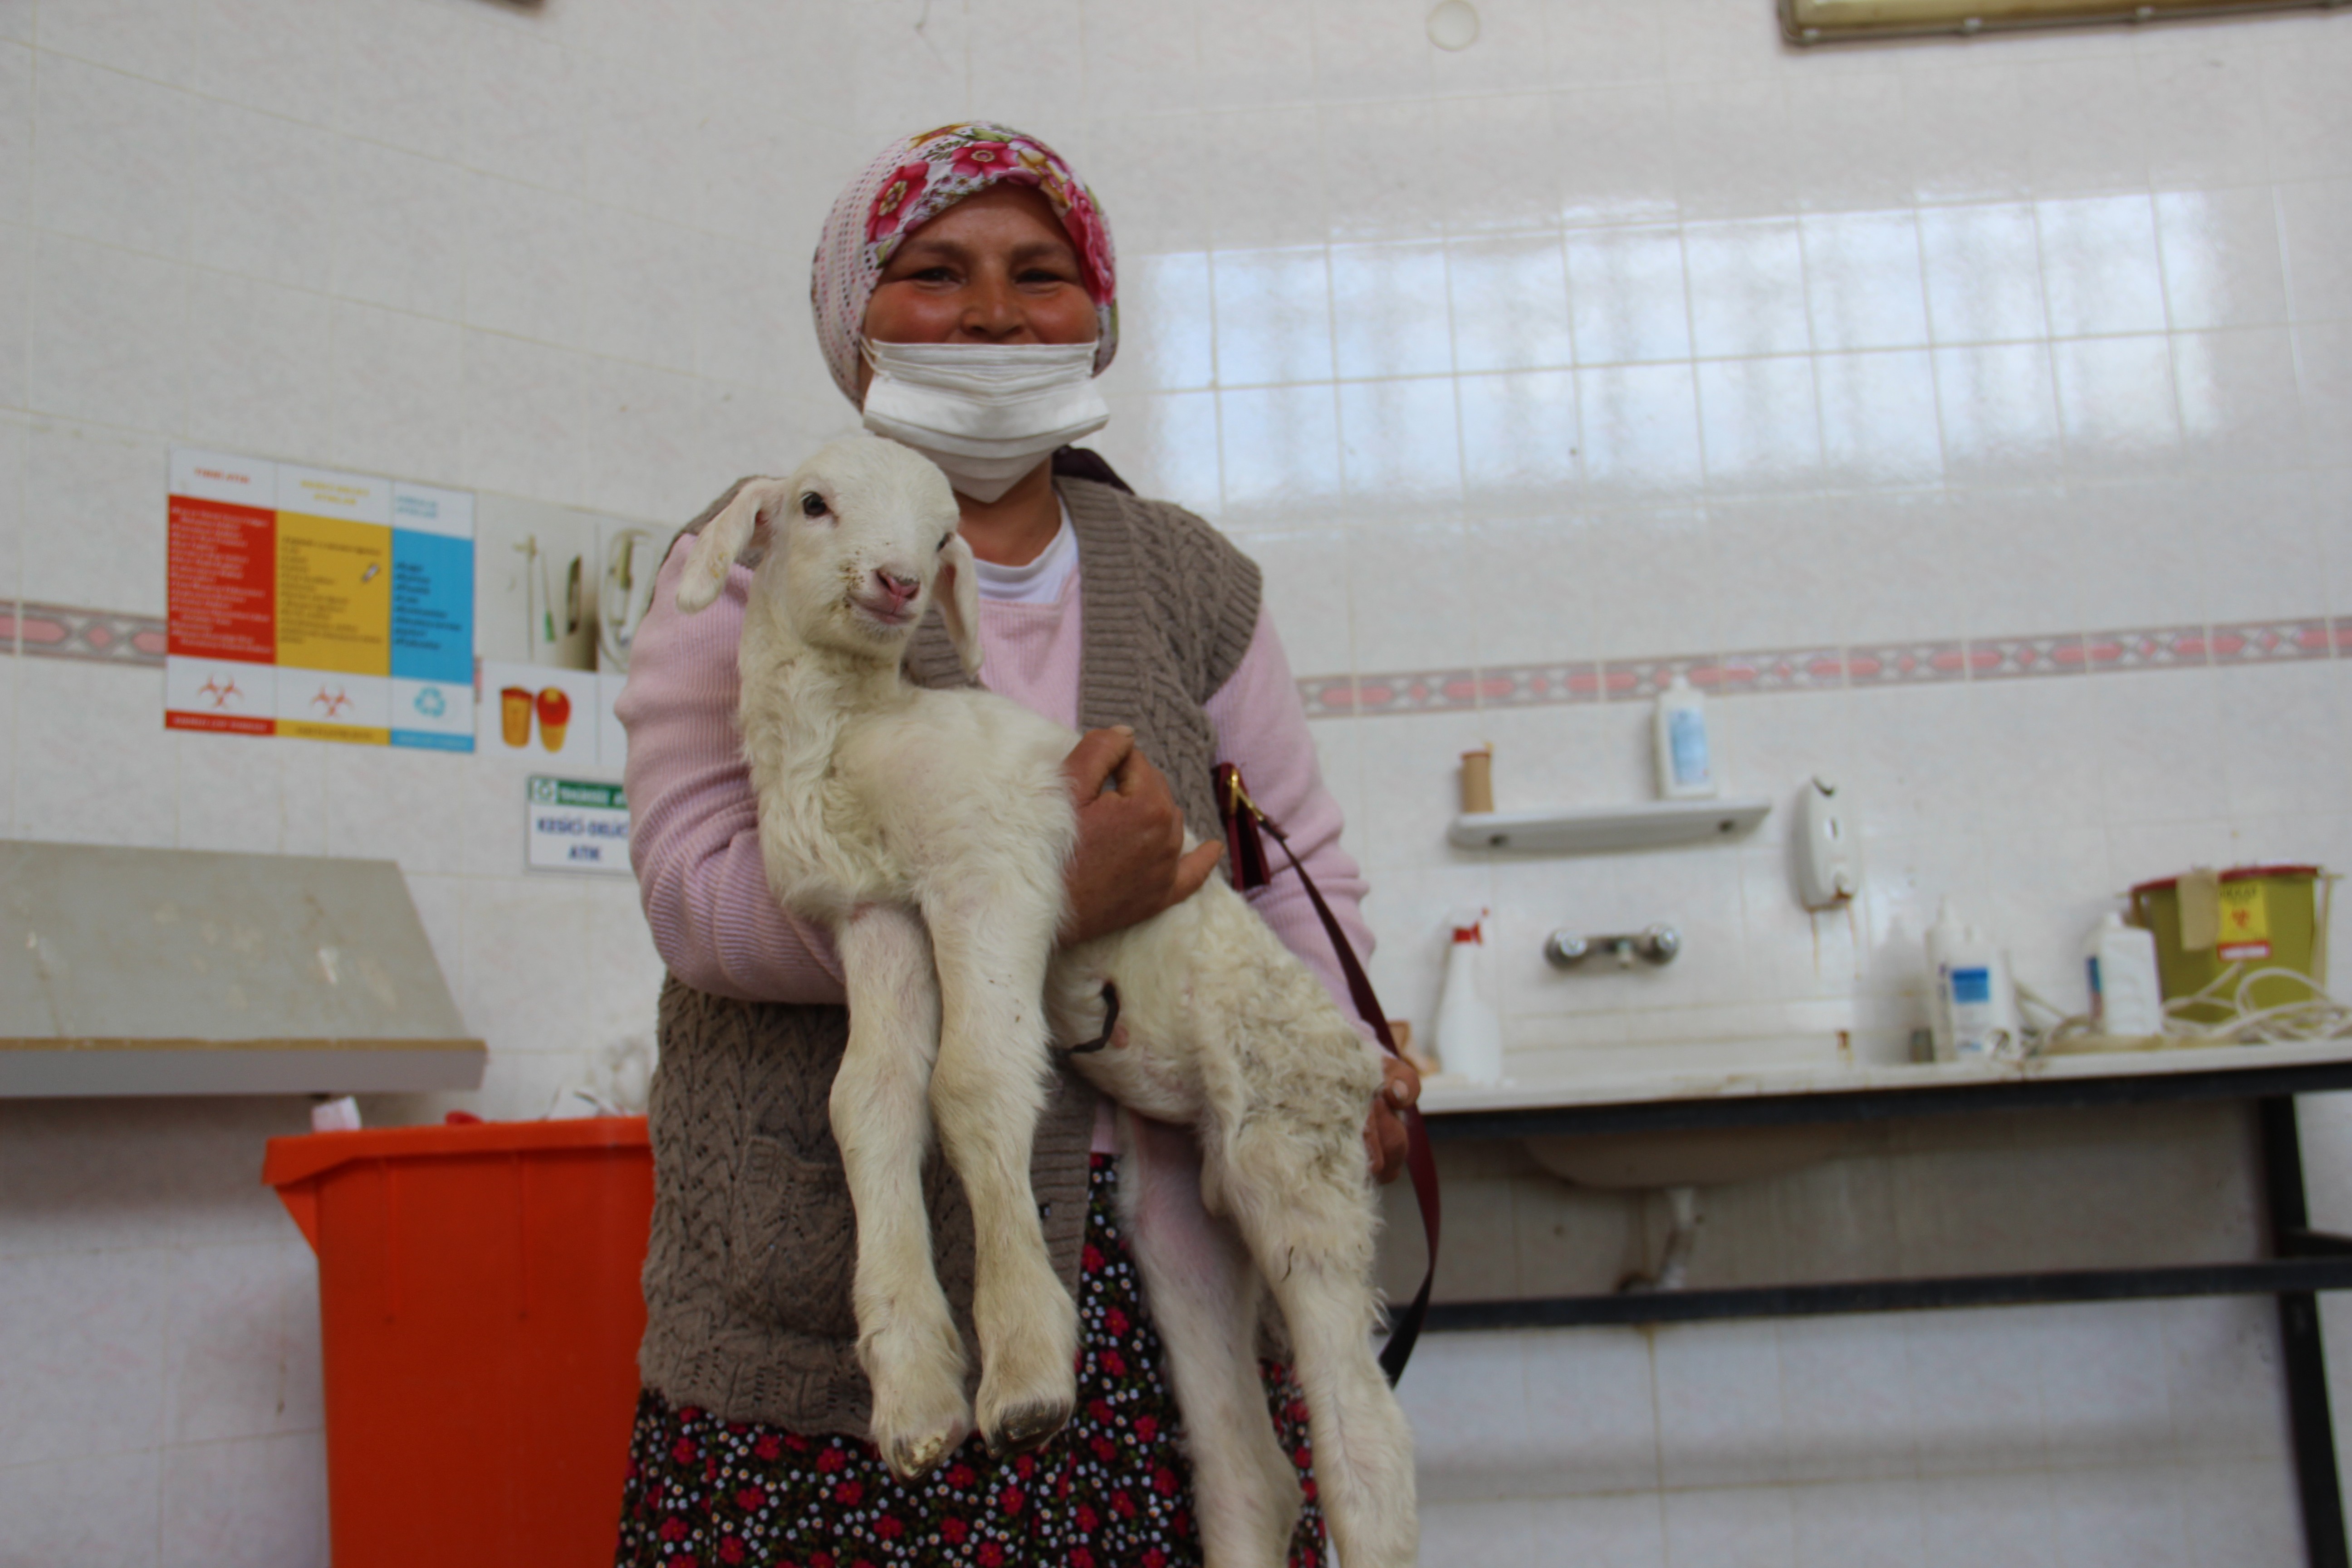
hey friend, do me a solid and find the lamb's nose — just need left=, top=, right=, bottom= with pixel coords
left=876, top=570, right=920, bottom=609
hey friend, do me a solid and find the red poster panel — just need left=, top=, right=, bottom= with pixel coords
left=168, top=496, right=275, bottom=662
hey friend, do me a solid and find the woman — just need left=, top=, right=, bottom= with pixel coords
left=613, top=122, right=1416, bottom=1568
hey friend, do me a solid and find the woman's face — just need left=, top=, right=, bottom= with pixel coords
left=857, top=184, right=1099, bottom=400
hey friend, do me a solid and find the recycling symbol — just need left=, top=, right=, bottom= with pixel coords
left=412, top=686, right=447, bottom=719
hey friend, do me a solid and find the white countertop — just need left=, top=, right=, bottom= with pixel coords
left=1416, top=1036, right=2352, bottom=1117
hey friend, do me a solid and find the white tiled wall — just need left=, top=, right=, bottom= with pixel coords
left=1405, top=1298, right=2303, bottom=1568
left=4, top=0, right=2350, bottom=1563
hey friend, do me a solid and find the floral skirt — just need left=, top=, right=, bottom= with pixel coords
left=615, top=1155, right=1326, bottom=1568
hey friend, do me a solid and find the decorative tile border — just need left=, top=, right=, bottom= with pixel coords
left=1712, top=648, right=1847, bottom=695
left=1843, top=642, right=1969, bottom=685
left=7, top=602, right=169, bottom=666
left=1298, top=617, right=2343, bottom=719
left=2083, top=624, right=2210, bottom=672
left=1308, top=661, right=1605, bottom=716
left=1479, top=662, right=1605, bottom=709
left=3, top=600, right=2337, bottom=717
left=1600, top=658, right=1693, bottom=702
left=2210, top=620, right=2334, bottom=663
left=1969, top=633, right=2090, bottom=681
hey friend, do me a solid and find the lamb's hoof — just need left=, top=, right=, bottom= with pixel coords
left=881, top=1425, right=962, bottom=1483
left=983, top=1399, right=1072, bottom=1459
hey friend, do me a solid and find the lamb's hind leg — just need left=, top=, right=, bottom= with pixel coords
left=1219, top=1134, right=1419, bottom=1568
left=829, top=904, right=970, bottom=1481
left=1118, top=1113, right=1300, bottom=1568
left=925, top=889, right=1078, bottom=1458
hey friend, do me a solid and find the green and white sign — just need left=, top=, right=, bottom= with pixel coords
left=526, top=776, right=631, bottom=875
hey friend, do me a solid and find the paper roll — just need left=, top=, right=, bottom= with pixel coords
left=1460, top=746, right=1494, bottom=815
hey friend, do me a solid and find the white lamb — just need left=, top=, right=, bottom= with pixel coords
left=674, top=435, right=1416, bottom=1568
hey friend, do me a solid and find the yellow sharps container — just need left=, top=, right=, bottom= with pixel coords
left=2127, top=865, right=2330, bottom=1027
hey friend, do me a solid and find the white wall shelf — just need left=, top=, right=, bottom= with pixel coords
left=0, top=1039, right=486, bottom=1098
left=1448, top=798, right=1773, bottom=855
left=1, top=841, right=484, bottom=1099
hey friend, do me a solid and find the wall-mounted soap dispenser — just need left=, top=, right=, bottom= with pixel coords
left=1795, top=776, right=1858, bottom=910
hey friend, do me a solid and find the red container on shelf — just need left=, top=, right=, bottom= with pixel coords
left=263, top=1117, right=653, bottom=1568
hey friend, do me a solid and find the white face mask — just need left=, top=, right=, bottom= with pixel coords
left=860, top=340, right=1111, bottom=504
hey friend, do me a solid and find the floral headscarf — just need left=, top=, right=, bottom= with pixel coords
left=812, top=122, right=1118, bottom=406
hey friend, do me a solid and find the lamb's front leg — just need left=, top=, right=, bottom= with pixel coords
left=925, top=884, right=1078, bottom=1458
left=829, top=904, right=971, bottom=1481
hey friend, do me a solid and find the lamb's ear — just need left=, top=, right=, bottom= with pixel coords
left=675, top=479, right=785, bottom=613
left=936, top=533, right=983, bottom=679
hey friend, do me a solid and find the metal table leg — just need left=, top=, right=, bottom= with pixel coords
left=2262, top=1095, right=2350, bottom=1568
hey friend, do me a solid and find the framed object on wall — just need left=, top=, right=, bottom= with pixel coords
left=1783, top=0, right=2340, bottom=43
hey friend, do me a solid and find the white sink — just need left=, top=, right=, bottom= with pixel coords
left=1422, top=1030, right=1872, bottom=1190
left=1519, top=1122, right=1853, bottom=1189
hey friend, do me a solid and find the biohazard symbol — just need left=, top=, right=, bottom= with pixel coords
left=310, top=685, right=354, bottom=720
left=194, top=674, right=243, bottom=711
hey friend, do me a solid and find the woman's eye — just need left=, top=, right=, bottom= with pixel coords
left=799, top=492, right=826, bottom=518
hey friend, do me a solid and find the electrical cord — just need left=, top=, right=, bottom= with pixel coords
left=1992, top=877, right=2339, bottom=1058
left=2016, top=962, right=2352, bottom=1056
left=2160, top=962, right=2352, bottom=1044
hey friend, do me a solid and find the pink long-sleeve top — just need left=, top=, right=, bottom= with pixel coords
left=616, top=521, right=1374, bottom=1033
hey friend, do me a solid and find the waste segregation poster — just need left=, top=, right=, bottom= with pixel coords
left=163, top=446, right=647, bottom=872
left=165, top=448, right=476, bottom=749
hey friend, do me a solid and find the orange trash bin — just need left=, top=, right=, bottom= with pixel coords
left=264, top=1116, right=654, bottom=1568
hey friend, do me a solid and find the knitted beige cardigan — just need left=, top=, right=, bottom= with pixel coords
left=635, top=476, right=1262, bottom=1434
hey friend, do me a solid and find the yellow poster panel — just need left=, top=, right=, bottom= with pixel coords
left=277, top=513, right=392, bottom=676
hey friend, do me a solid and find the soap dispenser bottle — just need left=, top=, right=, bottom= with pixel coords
left=1652, top=674, right=1715, bottom=800
left=2085, top=912, right=2164, bottom=1039
left=1926, top=898, right=2020, bottom=1063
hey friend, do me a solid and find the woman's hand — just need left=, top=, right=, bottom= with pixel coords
left=1060, top=727, right=1225, bottom=947
left=1364, top=1053, right=1421, bottom=1184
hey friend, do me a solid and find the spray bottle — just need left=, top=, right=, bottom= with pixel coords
left=1435, top=910, right=1504, bottom=1085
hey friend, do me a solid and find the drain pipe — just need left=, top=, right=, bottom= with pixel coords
left=1622, top=1185, right=1702, bottom=1294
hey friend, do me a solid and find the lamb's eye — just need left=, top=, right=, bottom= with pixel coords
left=799, top=491, right=826, bottom=518
left=937, top=533, right=953, bottom=553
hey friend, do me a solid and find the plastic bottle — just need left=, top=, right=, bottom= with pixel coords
left=1924, top=900, right=1964, bottom=1060
left=1925, top=898, right=2021, bottom=1063
left=2085, top=912, right=2165, bottom=1039
left=1434, top=911, right=1504, bottom=1085
left=1652, top=674, right=1715, bottom=800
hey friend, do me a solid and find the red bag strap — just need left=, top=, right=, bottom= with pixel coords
left=1216, top=763, right=1440, bottom=1384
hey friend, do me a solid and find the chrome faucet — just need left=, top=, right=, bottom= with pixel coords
left=1544, top=924, right=1681, bottom=970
